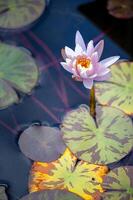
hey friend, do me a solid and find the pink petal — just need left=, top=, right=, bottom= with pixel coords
left=72, top=75, right=82, bottom=81
left=83, top=79, right=93, bottom=89
left=75, top=31, right=86, bottom=51
left=65, top=46, right=75, bottom=58
left=89, top=73, right=97, bottom=78
left=75, top=43, right=83, bottom=55
left=72, top=67, right=79, bottom=76
left=100, top=56, right=120, bottom=68
left=80, top=70, right=88, bottom=79
left=95, top=73, right=111, bottom=81
left=94, top=40, right=104, bottom=59
left=86, top=65, right=95, bottom=76
left=87, top=40, right=94, bottom=57
left=61, top=48, right=67, bottom=60
left=97, top=68, right=110, bottom=76
left=60, top=62, right=72, bottom=73
left=91, top=52, right=99, bottom=65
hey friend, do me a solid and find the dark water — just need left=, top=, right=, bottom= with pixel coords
left=79, top=0, right=133, bottom=57
left=0, top=0, right=132, bottom=199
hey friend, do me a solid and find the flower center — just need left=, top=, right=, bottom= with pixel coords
left=76, top=56, right=91, bottom=68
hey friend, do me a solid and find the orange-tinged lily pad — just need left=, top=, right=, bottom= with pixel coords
left=29, top=148, right=108, bottom=200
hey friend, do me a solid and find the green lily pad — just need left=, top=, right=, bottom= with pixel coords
left=20, top=190, right=82, bottom=200
left=0, top=0, right=46, bottom=30
left=102, top=166, right=133, bottom=200
left=102, top=191, right=133, bottom=200
left=61, top=105, right=133, bottom=164
left=0, top=185, right=8, bottom=200
left=95, top=62, right=133, bottom=115
left=0, top=42, right=39, bottom=109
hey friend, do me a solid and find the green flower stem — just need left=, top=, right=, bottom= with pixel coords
left=90, top=85, right=96, bottom=119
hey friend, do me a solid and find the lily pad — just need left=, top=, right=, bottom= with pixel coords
left=0, top=0, right=46, bottom=30
left=102, top=166, right=133, bottom=200
left=20, top=190, right=82, bottom=200
left=0, top=42, right=39, bottom=109
left=107, top=0, right=133, bottom=19
left=0, top=185, right=8, bottom=200
left=29, top=148, right=108, bottom=200
left=61, top=105, right=133, bottom=164
left=95, top=62, right=133, bottom=115
left=19, top=125, right=66, bottom=162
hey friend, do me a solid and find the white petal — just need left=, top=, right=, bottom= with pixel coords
left=100, top=56, right=120, bottom=68
left=65, top=46, right=75, bottom=58
left=94, top=40, right=104, bottom=59
left=75, top=43, right=83, bottom=55
left=66, top=58, right=72, bottom=65
left=83, top=79, right=93, bottom=89
left=87, top=40, right=94, bottom=56
left=60, top=62, right=72, bottom=73
left=75, top=31, right=86, bottom=51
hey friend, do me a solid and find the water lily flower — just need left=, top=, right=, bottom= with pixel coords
left=60, top=31, right=120, bottom=89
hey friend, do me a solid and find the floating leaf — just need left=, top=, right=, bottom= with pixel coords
left=0, top=42, right=39, bottom=109
left=29, top=148, right=108, bottom=200
left=102, top=192, right=132, bottom=200
left=0, top=0, right=46, bottom=30
left=95, top=62, right=133, bottom=115
left=107, top=0, right=133, bottom=19
left=102, top=166, right=133, bottom=200
left=19, top=125, right=66, bottom=162
left=61, top=105, right=133, bottom=164
left=0, top=185, right=8, bottom=200
left=20, top=190, right=82, bottom=200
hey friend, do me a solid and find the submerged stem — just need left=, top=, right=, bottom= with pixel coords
left=90, top=85, right=96, bottom=119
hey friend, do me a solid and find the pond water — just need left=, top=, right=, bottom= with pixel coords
left=0, top=0, right=132, bottom=199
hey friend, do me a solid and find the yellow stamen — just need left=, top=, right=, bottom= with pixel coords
left=76, top=56, right=91, bottom=68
